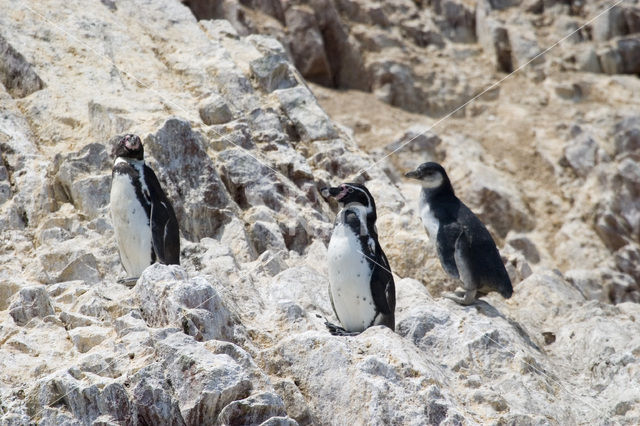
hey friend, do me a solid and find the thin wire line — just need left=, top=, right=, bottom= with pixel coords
left=357, top=249, right=603, bottom=418
left=359, top=0, right=627, bottom=175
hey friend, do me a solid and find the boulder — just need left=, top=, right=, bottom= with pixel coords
left=198, top=93, right=234, bottom=125
left=145, top=118, right=234, bottom=241
left=9, top=286, right=55, bottom=326
left=0, top=34, right=45, bottom=98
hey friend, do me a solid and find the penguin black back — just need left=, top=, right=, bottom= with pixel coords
left=406, top=162, right=512, bottom=304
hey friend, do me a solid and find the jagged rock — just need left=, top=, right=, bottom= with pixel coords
left=617, top=37, right=640, bottom=74
left=198, top=93, right=234, bottom=125
left=564, top=268, right=609, bottom=301
left=598, top=45, right=624, bottom=74
left=9, top=286, right=55, bottom=326
left=28, top=373, right=132, bottom=425
left=249, top=51, right=297, bottom=93
left=130, top=363, right=186, bottom=425
left=68, top=326, right=112, bottom=353
left=454, top=160, right=534, bottom=238
left=250, top=221, right=287, bottom=255
left=562, top=132, right=598, bottom=176
left=0, top=35, right=45, bottom=98
left=0, top=279, right=20, bottom=310
left=614, top=116, right=640, bottom=157
left=154, top=332, right=254, bottom=424
left=477, top=1, right=513, bottom=72
left=275, top=86, right=338, bottom=141
left=284, top=5, right=332, bottom=86
left=434, top=0, right=477, bottom=43
left=592, top=5, right=638, bottom=42
left=272, top=380, right=311, bottom=424
left=216, top=392, right=287, bottom=425
left=88, top=101, right=134, bottom=142
left=614, top=243, right=640, bottom=283
left=59, top=311, right=99, bottom=329
left=400, top=18, right=445, bottom=48
left=145, top=118, right=233, bottom=241
left=574, top=46, right=602, bottom=73
left=264, top=327, right=464, bottom=425
left=135, top=264, right=238, bottom=342
left=218, top=148, right=284, bottom=210
left=38, top=248, right=102, bottom=284
left=506, top=233, right=541, bottom=263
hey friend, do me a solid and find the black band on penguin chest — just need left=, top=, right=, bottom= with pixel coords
left=113, top=162, right=152, bottom=219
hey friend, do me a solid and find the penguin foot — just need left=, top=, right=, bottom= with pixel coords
left=117, top=277, right=139, bottom=287
left=325, top=321, right=361, bottom=337
left=443, top=288, right=477, bottom=306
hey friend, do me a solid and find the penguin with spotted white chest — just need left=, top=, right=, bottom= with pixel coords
left=109, top=134, right=180, bottom=283
left=321, top=183, right=395, bottom=336
left=405, top=162, right=513, bottom=305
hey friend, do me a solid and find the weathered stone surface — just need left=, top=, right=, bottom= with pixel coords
left=562, top=132, right=599, bottom=177
left=9, top=286, right=55, bottom=326
left=284, top=5, right=332, bottom=86
left=68, top=325, right=112, bottom=353
left=216, top=392, right=287, bottom=425
left=198, top=93, right=233, bottom=125
left=275, top=86, right=338, bottom=141
left=1, top=0, right=640, bottom=424
left=135, top=264, right=238, bottom=343
left=0, top=34, right=44, bottom=98
left=145, top=118, right=233, bottom=241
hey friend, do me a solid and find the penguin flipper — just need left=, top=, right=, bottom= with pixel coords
left=145, top=166, right=180, bottom=265
left=369, top=244, right=396, bottom=329
left=436, top=221, right=462, bottom=279
left=150, top=201, right=180, bottom=265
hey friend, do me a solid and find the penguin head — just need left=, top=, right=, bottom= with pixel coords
left=322, top=183, right=376, bottom=216
left=405, top=162, right=454, bottom=193
left=112, top=134, right=144, bottom=161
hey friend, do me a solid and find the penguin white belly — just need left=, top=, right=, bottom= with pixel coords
left=327, top=223, right=376, bottom=332
left=419, top=201, right=439, bottom=242
left=110, top=173, right=153, bottom=277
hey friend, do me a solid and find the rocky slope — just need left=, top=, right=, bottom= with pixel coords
left=1, top=0, right=639, bottom=424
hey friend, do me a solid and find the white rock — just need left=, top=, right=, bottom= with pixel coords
left=9, top=286, right=55, bottom=326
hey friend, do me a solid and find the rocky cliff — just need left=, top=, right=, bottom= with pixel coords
left=1, top=0, right=639, bottom=424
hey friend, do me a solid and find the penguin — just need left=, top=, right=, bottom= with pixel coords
left=109, top=134, right=180, bottom=283
left=405, top=162, right=512, bottom=305
left=321, top=183, right=395, bottom=336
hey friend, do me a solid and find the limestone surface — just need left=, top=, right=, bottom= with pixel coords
left=1, top=0, right=639, bottom=425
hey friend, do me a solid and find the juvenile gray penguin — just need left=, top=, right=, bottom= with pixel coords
left=322, top=183, right=395, bottom=336
left=405, top=162, right=512, bottom=305
left=110, top=134, right=180, bottom=283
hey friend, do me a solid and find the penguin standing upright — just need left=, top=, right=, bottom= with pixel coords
left=110, top=134, right=180, bottom=282
left=405, top=162, right=512, bottom=305
left=321, top=183, right=395, bottom=336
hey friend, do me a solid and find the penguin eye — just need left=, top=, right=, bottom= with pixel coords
left=347, top=188, right=354, bottom=193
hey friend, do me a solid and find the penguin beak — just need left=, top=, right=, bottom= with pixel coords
left=405, top=170, right=420, bottom=180
left=321, top=186, right=346, bottom=200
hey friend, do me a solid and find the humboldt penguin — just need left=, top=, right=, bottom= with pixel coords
left=405, top=162, right=512, bottom=305
left=322, top=183, right=395, bottom=335
left=110, top=134, right=180, bottom=283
